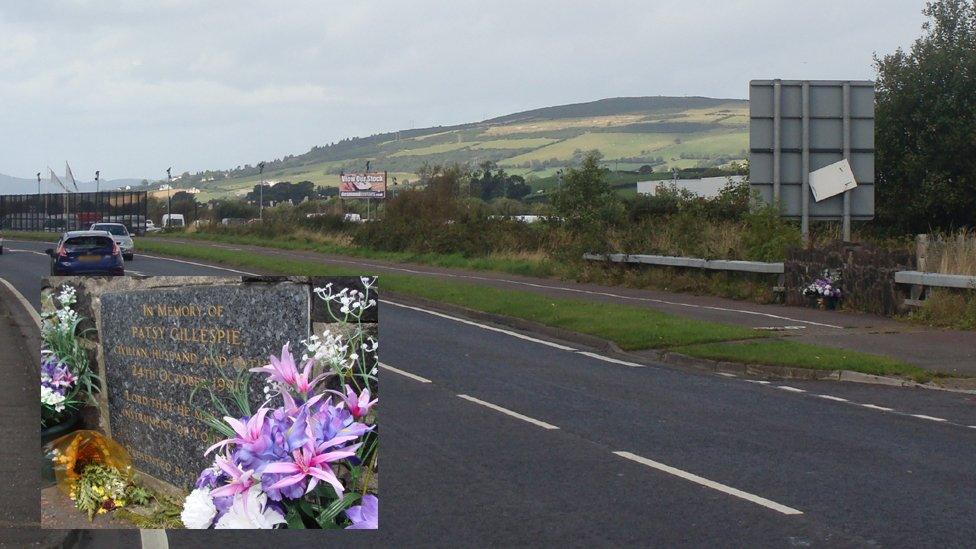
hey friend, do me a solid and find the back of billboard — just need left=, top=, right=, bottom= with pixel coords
left=749, top=80, right=875, bottom=228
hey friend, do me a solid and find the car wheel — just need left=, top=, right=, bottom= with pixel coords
left=124, top=254, right=134, bottom=261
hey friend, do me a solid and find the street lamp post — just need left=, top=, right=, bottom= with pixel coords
left=95, top=170, right=100, bottom=193
left=166, top=167, right=172, bottom=227
left=258, top=162, right=266, bottom=221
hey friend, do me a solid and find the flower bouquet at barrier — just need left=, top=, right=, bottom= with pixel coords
left=46, top=430, right=155, bottom=521
left=184, top=279, right=379, bottom=530
left=802, top=270, right=843, bottom=310
left=41, top=285, right=101, bottom=439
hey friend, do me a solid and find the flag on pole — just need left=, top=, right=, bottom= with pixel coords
left=49, top=168, right=68, bottom=192
left=65, top=162, right=78, bottom=192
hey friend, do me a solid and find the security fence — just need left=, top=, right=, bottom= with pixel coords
left=0, top=191, right=148, bottom=235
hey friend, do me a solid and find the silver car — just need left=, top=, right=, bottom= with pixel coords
left=90, top=222, right=135, bottom=261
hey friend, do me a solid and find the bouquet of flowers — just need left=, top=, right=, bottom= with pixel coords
left=41, top=352, right=78, bottom=426
left=802, top=270, right=843, bottom=299
left=41, top=285, right=100, bottom=429
left=183, top=278, right=379, bottom=530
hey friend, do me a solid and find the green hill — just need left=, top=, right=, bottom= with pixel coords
left=160, top=96, right=748, bottom=201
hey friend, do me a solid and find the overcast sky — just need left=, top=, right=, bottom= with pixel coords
left=0, top=0, right=928, bottom=180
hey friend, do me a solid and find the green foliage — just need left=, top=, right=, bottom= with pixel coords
left=551, top=151, right=623, bottom=254
left=741, top=203, right=802, bottom=262
left=73, top=464, right=129, bottom=521
left=875, top=0, right=976, bottom=232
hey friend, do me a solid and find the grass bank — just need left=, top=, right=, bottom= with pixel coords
left=5, top=231, right=928, bottom=378
left=137, top=239, right=760, bottom=350
left=676, top=340, right=929, bottom=381
left=129, top=238, right=925, bottom=378
left=153, top=231, right=558, bottom=278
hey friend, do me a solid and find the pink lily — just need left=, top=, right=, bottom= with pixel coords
left=209, top=454, right=257, bottom=499
left=251, top=343, right=329, bottom=395
left=204, top=407, right=270, bottom=456
left=263, top=441, right=361, bottom=497
left=342, top=384, right=377, bottom=420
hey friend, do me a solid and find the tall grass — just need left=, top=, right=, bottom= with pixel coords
left=927, top=230, right=976, bottom=276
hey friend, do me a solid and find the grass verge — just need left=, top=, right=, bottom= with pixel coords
left=134, top=238, right=761, bottom=350
left=6, top=231, right=925, bottom=377
left=150, top=231, right=557, bottom=278
left=676, top=340, right=928, bottom=381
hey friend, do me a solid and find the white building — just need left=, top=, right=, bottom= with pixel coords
left=637, top=175, right=746, bottom=199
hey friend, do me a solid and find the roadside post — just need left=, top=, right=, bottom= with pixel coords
left=166, top=167, right=172, bottom=226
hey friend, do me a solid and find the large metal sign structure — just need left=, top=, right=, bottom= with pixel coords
left=749, top=79, right=875, bottom=241
left=0, top=191, right=149, bottom=234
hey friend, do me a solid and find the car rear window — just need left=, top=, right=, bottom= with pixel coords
left=93, top=224, right=129, bottom=236
left=64, top=236, right=115, bottom=252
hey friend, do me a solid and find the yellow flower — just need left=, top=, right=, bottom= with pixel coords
left=97, top=508, right=107, bottom=515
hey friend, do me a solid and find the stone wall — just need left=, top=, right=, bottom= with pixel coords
left=785, top=243, right=915, bottom=316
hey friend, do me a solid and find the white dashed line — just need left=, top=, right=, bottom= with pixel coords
left=716, top=372, right=737, bottom=378
left=745, top=380, right=771, bottom=385
left=776, top=386, right=806, bottom=393
left=575, top=351, right=645, bottom=368
left=382, top=299, right=577, bottom=351
left=816, top=394, right=849, bottom=402
left=909, top=414, right=947, bottom=423
left=456, top=394, right=559, bottom=430
left=861, top=404, right=894, bottom=412
left=378, top=362, right=432, bottom=384
left=613, top=451, right=803, bottom=516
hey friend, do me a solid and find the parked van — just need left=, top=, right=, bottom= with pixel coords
left=161, top=214, right=186, bottom=228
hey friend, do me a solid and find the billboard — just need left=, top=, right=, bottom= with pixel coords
left=749, top=79, right=875, bottom=240
left=339, top=172, right=387, bottom=199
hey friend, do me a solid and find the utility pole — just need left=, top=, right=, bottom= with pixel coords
left=166, top=167, right=172, bottom=226
left=36, top=172, right=41, bottom=195
left=258, top=162, right=266, bottom=221
left=95, top=170, right=100, bottom=193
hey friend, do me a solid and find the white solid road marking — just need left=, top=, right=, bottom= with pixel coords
left=575, top=351, right=645, bottom=368
left=6, top=247, right=48, bottom=256
left=456, top=394, right=560, bottom=430
left=382, top=299, right=577, bottom=351
left=909, top=414, right=948, bottom=423
left=816, top=394, right=849, bottom=402
left=138, top=253, right=259, bottom=276
left=776, top=385, right=806, bottom=393
left=861, top=404, right=894, bottom=412
left=613, top=451, right=803, bottom=516
left=378, top=362, right=432, bottom=384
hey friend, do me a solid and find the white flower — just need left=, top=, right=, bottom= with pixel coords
left=40, top=386, right=66, bottom=412
left=57, top=285, right=77, bottom=307
left=181, top=488, right=217, bottom=529
left=214, top=486, right=285, bottom=529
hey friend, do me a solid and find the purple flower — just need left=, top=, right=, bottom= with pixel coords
left=341, top=384, right=377, bottom=420
left=251, top=343, right=329, bottom=396
left=262, top=440, right=361, bottom=497
left=345, top=495, right=378, bottom=529
left=209, top=455, right=257, bottom=499
left=205, top=407, right=272, bottom=460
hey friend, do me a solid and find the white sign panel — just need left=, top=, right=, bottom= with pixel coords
left=809, top=159, right=857, bottom=202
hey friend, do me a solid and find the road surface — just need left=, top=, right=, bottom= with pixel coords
left=2, top=238, right=975, bottom=547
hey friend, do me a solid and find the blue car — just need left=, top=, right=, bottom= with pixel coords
left=47, top=231, right=125, bottom=276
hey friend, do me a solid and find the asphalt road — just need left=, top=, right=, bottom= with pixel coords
left=2, top=238, right=976, bottom=547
